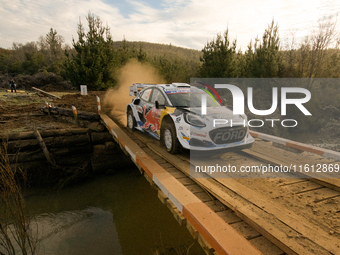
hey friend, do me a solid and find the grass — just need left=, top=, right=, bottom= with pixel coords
left=0, top=91, right=45, bottom=106
left=0, top=140, right=38, bottom=254
left=0, top=91, right=77, bottom=107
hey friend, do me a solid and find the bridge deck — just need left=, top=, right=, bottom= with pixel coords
left=101, top=113, right=340, bottom=255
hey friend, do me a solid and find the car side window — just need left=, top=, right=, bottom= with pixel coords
left=151, top=89, right=166, bottom=105
left=141, top=88, right=152, bottom=102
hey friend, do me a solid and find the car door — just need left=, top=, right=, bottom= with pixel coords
left=140, top=88, right=166, bottom=137
left=137, top=88, right=152, bottom=127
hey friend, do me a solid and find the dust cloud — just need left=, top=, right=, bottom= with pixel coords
left=103, top=59, right=165, bottom=125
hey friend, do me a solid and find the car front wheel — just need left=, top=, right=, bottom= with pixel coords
left=162, top=122, right=180, bottom=154
left=127, top=109, right=136, bottom=131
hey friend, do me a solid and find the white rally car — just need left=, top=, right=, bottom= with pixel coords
left=126, top=83, right=254, bottom=154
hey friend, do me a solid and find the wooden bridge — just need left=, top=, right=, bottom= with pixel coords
left=100, top=113, right=340, bottom=255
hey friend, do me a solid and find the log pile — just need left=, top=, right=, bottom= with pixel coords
left=40, top=106, right=100, bottom=121
left=1, top=123, right=134, bottom=185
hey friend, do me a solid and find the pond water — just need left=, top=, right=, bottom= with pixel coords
left=24, top=167, right=204, bottom=255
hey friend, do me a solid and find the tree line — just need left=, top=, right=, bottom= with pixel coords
left=200, top=19, right=340, bottom=82
left=1, top=13, right=340, bottom=91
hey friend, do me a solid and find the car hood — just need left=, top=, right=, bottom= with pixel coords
left=183, top=106, right=246, bottom=123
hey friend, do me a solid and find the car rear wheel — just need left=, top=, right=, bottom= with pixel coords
left=162, top=122, right=180, bottom=154
left=127, top=108, right=136, bottom=131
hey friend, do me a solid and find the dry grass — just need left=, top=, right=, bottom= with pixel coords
left=0, top=90, right=77, bottom=107
left=0, top=139, right=38, bottom=255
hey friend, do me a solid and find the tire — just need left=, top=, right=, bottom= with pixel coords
left=127, top=108, right=136, bottom=131
left=162, top=122, right=181, bottom=154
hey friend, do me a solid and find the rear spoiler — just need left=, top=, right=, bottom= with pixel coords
left=128, top=83, right=191, bottom=96
left=129, top=83, right=155, bottom=96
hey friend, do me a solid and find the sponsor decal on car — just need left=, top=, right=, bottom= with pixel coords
left=190, top=131, right=207, bottom=138
left=136, top=105, right=143, bottom=113
left=141, top=106, right=161, bottom=132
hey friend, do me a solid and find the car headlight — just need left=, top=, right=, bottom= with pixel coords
left=185, top=113, right=206, bottom=127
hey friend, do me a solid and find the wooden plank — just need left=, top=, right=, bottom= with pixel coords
left=280, top=180, right=323, bottom=194
left=213, top=178, right=339, bottom=254
left=158, top=190, right=168, bottom=204
left=300, top=187, right=340, bottom=203
left=142, top=138, right=335, bottom=255
left=230, top=221, right=261, bottom=240
left=204, top=200, right=226, bottom=212
left=177, top=177, right=196, bottom=186
left=186, top=220, right=199, bottom=239
left=215, top=210, right=242, bottom=224
left=195, top=191, right=213, bottom=202
left=32, top=87, right=61, bottom=99
left=244, top=141, right=340, bottom=192
left=167, top=200, right=186, bottom=226
left=198, top=233, right=215, bottom=255
left=185, top=184, right=205, bottom=194
left=173, top=208, right=186, bottom=226
left=249, top=236, right=285, bottom=255
left=169, top=171, right=186, bottom=179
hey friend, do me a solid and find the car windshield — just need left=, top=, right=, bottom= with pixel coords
left=167, top=92, right=219, bottom=107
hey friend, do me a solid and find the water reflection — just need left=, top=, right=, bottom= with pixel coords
left=25, top=168, right=204, bottom=255
left=35, top=208, right=122, bottom=255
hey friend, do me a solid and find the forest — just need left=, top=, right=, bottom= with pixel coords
left=0, top=13, right=340, bottom=138
left=1, top=14, right=340, bottom=88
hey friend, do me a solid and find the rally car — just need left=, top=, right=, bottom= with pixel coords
left=126, top=83, right=254, bottom=154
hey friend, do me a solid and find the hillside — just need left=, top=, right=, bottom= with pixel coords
left=112, top=40, right=202, bottom=62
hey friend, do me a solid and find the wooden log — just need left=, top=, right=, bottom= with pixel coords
left=55, top=153, right=93, bottom=166
left=45, top=134, right=91, bottom=148
left=6, top=134, right=91, bottom=152
left=50, top=145, right=92, bottom=157
left=34, top=130, right=56, bottom=166
left=32, top=87, right=61, bottom=99
left=91, top=154, right=134, bottom=172
left=8, top=149, right=45, bottom=163
left=11, top=161, right=49, bottom=172
left=91, top=132, right=114, bottom=145
left=88, top=122, right=105, bottom=132
left=7, top=139, right=41, bottom=152
left=41, top=106, right=100, bottom=121
left=1, top=128, right=89, bottom=141
left=92, top=144, right=121, bottom=155
left=0, top=113, right=44, bottom=120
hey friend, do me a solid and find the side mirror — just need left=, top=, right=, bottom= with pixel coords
left=155, top=100, right=165, bottom=109
left=133, top=98, right=140, bottom=105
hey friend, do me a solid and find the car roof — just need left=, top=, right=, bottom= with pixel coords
left=138, top=83, right=190, bottom=89
left=135, top=83, right=193, bottom=94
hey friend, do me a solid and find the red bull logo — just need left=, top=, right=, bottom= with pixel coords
left=142, top=106, right=160, bottom=132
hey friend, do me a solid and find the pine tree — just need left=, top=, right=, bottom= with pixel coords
left=252, top=20, right=283, bottom=78
left=63, top=12, right=117, bottom=90
left=199, top=29, right=237, bottom=77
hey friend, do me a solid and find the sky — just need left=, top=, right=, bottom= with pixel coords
left=1, top=0, right=340, bottom=51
